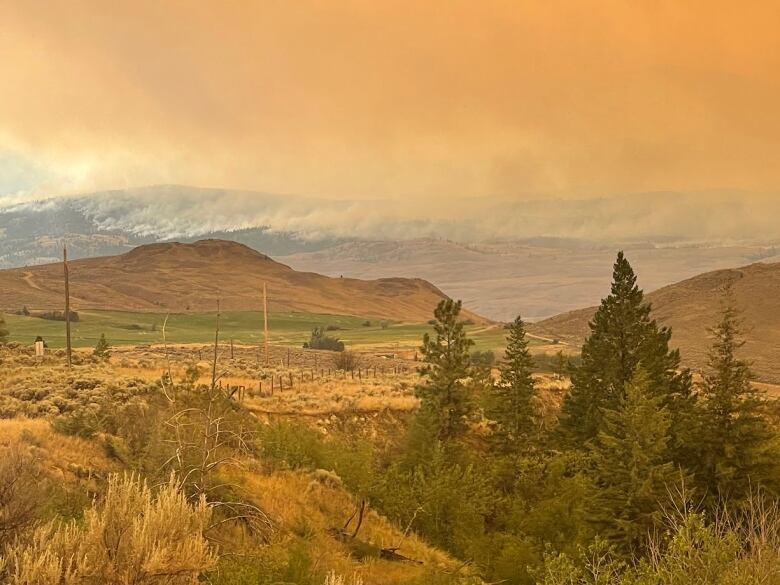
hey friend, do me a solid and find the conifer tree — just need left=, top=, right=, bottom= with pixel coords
left=490, top=315, right=538, bottom=455
left=559, top=252, right=693, bottom=453
left=694, top=289, right=778, bottom=505
left=0, top=313, right=8, bottom=344
left=587, top=368, right=679, bottom=553
left=413, top=299, right=475, bottom=444
left=93, top=333, right=111, bottom=360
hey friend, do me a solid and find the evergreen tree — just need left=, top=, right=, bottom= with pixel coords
left=0, top=313, right=9, bottom=344
left=587, top=368, right=679, bottom=553
left=413, top=299, right=475, bottom=445
left=559, top=252, right=693, bottom=454
left=93, top=333, right=111, bottom=359
left=490, top=315, right=539, bottom=455
left=694, top=289, right=778, bottom=506
left=553, top=350, right=567, bottom=379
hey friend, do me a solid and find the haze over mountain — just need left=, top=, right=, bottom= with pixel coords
left=280, top=239, right=780, bottom=321
left=530, top=260, right=780, bottom=383
left=0, top=239, right=480, bottom=323
left=4, top=186, right=780, bottom=321
left=6, top=186, right=780, bottom=247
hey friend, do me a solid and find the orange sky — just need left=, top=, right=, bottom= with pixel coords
left=1, top=0, right=779, bottom=200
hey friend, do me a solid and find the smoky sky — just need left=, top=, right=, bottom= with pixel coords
left=1, top=0, right=780, bottom=239
left=3, top=186, right=778, bottom=245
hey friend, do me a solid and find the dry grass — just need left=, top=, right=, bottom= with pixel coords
left=0, top=344, right=474, bottom=584
left=228, top=468, right=466, bottom=585
left=0, top=418, right=118, bottom=486
left=0, top=239, right=484, bottom=322
left=109, top=344, right=421, bottom=417
left=243, top=377, right=419, bottom=416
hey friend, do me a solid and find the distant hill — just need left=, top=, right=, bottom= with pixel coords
left=0, top=240, right=485, bottom=322
left=530, top=261, right=780, bottom=382
left=5, top=186, right=780, bottom=322
left=281, top=239, right=780, bottom=321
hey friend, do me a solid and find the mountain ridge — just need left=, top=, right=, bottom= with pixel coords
left=529, top=260, right=780, bottom=382
left=0, top=239, right=484, bottom=323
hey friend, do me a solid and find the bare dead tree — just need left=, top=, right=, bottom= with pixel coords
left=331, top=499, right=421, bottom=564
left=160, top=313, right=174, bottom=401
left=160, top=383, right=273, bottom=540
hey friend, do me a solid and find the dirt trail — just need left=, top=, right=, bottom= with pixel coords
left=21, top=271, right=44, bottom=291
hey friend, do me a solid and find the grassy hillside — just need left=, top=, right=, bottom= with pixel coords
left=530, top=260, right=780, bottom=382
left=0, top=345, right=472, bottom=584
left=0, top=239, right=487, bottom=323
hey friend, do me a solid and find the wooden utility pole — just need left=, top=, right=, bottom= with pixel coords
left=211, top=300, right=220, bottom=389
left=63, top=245, right=72, bottom=368
left=263, top=283, right=269, bottom=365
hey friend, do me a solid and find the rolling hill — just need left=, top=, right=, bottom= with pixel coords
left=280, top=238, right=780, bottom=321
left=530, top=261, right=780, bottom=382
left=0, top=239, right=483, bottom=322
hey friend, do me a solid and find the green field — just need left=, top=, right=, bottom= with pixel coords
left=2, top=310, right=522, bottom=353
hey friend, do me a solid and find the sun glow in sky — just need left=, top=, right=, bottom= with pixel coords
left=1, top=1, right=779, bottom=204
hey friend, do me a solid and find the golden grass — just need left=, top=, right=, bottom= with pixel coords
left=113, top=354, right=421, bottom=417
left=0, top=346, right=470, bottom=584
left=243, top=377, right=418, bottom=416
left=229, top=468, right=464, bottom=584
left=0, top=418, right=118, bottom=487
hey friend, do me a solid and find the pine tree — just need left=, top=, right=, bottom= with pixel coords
left=0, top=313, right=9, bottom=344
left=413, top=299, right=475, bottom=445
left=93, top=333, right=111, bottom=359
left=490, top=315, right=538, bottom=455
left=559, top=252, right=693, bottom=453
left=694, top=289, right=778, bottom=506
left=587, top=368, right=680, bottom=553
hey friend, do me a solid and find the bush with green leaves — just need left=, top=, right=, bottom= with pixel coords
left=93, top=333, right=111, bottom=360
left=0, top=313, right=9, bottom=344
left=304, top=327, right=345, bottom=352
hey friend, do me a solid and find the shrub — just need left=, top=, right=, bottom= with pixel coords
left=311, top=469, right=343, bottom=489
left=333, top=350, right=361, bottom=372
left=0, top=313, right=8, bottom=344
left=37, top=310, right=80, bottom=322
left=0, top=441, right=40, bottom=547
left=93, top=334, right=111, bottom=360
left=51, top=409, right=103, bottom=438
left=305, top=327, right=344, bottom=352
left=470, top=350, right=495, bottom=367
left=3, top=474, right=215, bottom=584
